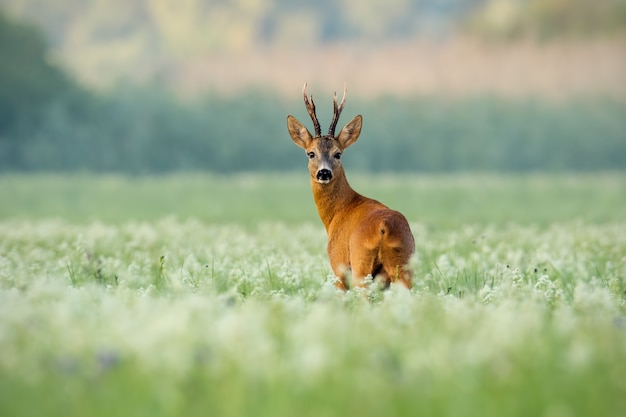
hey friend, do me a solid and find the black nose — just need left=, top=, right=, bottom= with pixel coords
left=316, top=169, right=332, bottom=182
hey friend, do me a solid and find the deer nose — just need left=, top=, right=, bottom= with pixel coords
left=316, top=169, right=333, bottom=182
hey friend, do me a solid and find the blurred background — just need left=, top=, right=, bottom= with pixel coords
left=1, top=0, right=625, bottom=174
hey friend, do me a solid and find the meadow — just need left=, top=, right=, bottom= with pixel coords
left=0, top=173, right=625, bottom=417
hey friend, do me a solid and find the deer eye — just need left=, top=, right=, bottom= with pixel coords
left=334, top=152, right=342, bottom=160
left=307, top=152, right=315, bottom=159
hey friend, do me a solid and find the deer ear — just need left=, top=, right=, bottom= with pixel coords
left=287, top=115, right=313, bottom=149
left=337, top=115, right=362, bottom=150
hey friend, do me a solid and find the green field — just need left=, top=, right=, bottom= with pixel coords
left=1, top=173, right=625, bottom=417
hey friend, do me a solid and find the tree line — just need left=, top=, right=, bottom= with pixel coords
left=1, top=10, right=625, bottom=174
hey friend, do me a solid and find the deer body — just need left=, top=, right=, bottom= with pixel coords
left=287, top=84, right=415, bottom=290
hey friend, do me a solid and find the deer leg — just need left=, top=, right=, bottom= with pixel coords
left=334, top=272, right=349, bottom=291
left=381, top=249, right=413, bottom=289
left=378, top=223, right=414, bottom=289
left=374, top=268, right=392, bottom=289
left=348, top=222, right=386, bottom=289
left=382, top=264, right=412, bottom=289
left=328, top=261, right=349, bottom=290
left=349, top=247, right=379, bottom=289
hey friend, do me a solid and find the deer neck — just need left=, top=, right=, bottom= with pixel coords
left=311, top=169, right=360, bottom=230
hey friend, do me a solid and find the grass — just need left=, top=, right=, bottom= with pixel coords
left=0, top=173, right=625, bottom=417
left=0, top=172, right=624, bottom=226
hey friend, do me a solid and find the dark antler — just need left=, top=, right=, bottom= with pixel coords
left=328, top=82, right=347, bottom=136
left=302, top=83, right=321, bottom=137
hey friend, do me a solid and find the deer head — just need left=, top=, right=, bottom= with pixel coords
left=287, top=83, right=362, bottom=184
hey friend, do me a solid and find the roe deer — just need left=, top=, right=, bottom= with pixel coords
left=287, top=83, right=415, bottom=290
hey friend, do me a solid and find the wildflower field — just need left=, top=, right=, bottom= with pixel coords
left=0, top=173, right=625, bottom=417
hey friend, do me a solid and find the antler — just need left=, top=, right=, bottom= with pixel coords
left=302, top=83, right=321, bottom=137
left=328, top=82, right=347, bottom=136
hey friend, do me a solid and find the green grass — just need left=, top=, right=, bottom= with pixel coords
left=0, top=173, right=625, bottom=417
left=0, top=172, right=624, bottom=226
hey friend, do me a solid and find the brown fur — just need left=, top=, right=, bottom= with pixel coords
left=287, top=86, right=415, bottom=290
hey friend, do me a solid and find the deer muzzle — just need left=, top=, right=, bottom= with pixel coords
left=316, top=168, right=333, bottom=183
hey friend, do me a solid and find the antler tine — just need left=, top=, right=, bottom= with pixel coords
left=302, top=83, right=321, bottom=137
left=328, top=82, right=347, bottom=136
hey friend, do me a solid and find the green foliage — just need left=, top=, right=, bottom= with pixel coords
left=467, top=0, right=626, bottom=39
left=4, top=0, right=623, bottom=58
left=2, top=88, right=625, bottom=173
left=0, top=9, right=90, bottom=170
left=1, top=5, right=624, bottom=174
left=1, top=0, right=476, bottom=51
left=0, top=10, right=78, bottom=128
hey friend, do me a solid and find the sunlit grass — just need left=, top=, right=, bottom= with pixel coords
left=0, top=173, right=625, bottom=416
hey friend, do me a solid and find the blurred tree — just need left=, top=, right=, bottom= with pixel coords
left=0, top=3, right=624, bottom=173
left=466, top=0, right=626, bottom=39
left=0, top=9, right=89, bottom=170
left=0, top=10, right=74, bottom=133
